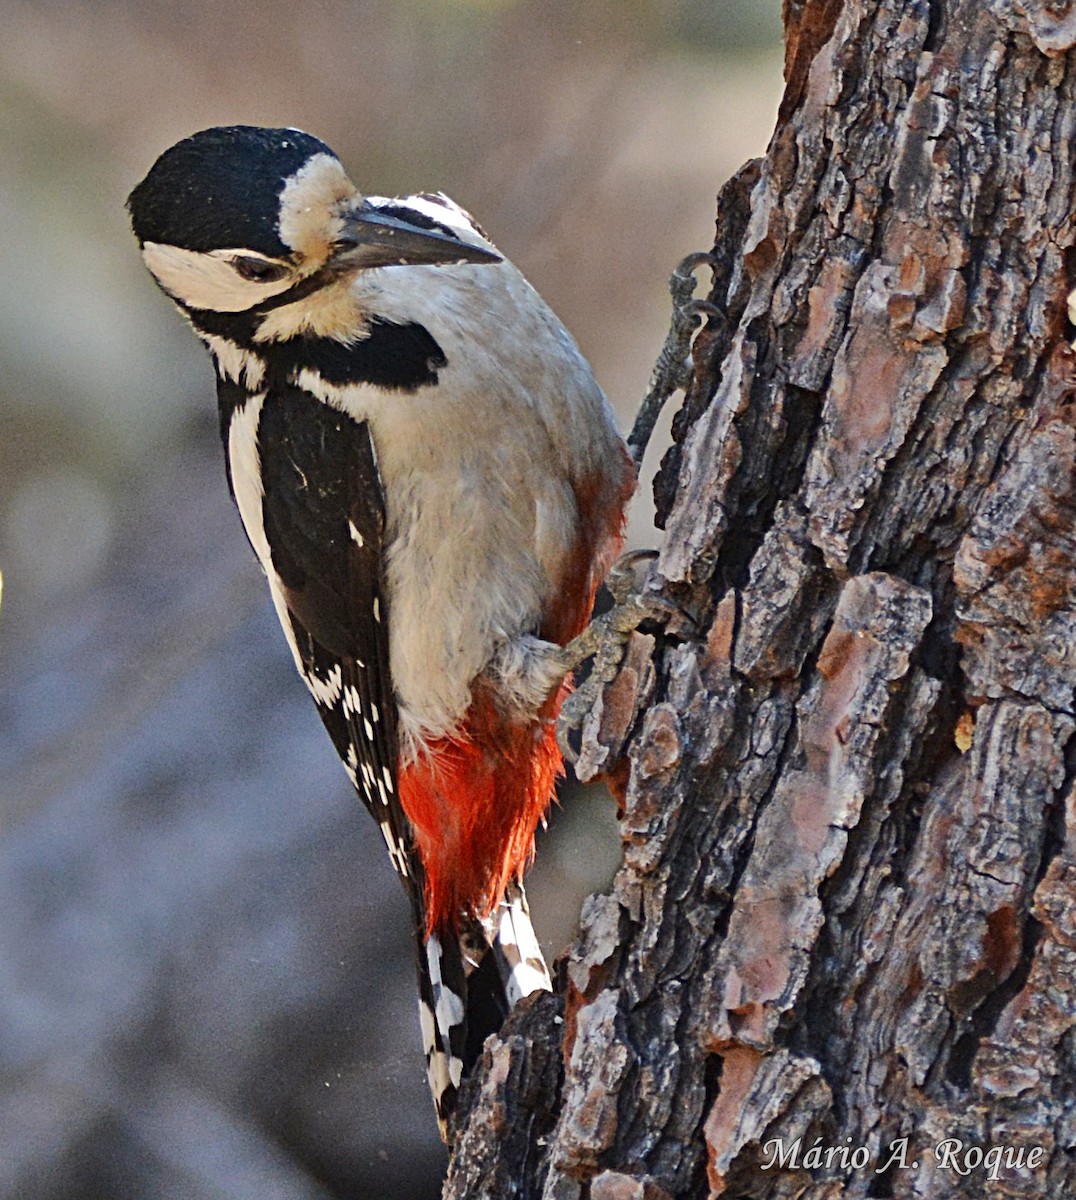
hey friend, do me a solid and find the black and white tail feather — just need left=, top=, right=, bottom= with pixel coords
left=419, top=882, right=551, bottom=1126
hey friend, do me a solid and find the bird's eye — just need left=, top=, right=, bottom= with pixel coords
left=232, top=256, right=290, bottom=283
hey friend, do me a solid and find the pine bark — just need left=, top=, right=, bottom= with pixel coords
left=446, top=1, right=1076, bottom=1197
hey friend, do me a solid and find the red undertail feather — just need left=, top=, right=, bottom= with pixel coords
left=398, top=682, right=568, bottom=934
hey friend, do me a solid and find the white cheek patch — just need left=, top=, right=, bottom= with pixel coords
left=141, top=242, right=294, bottom=313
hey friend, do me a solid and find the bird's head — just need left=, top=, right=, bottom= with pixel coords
left=127, top=125, right=500, bottom=317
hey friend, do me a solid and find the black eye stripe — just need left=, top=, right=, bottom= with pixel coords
left=232, top=256, right=289, bottom=283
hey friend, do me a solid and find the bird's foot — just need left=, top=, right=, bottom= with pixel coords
left=554, top=551, right=675, bottom=762
left=627, top=251, right=722, bottom=465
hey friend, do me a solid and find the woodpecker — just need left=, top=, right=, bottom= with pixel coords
left=127, top=126, right=635, bottom=1134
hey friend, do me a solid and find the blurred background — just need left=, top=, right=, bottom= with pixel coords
left=0, top=2, right=782, bottom=1196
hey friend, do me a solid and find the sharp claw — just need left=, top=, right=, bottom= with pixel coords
left=557, top=684, right=595, bottom=762
left=628, top=250, right=722, bottom=465
left=605, top=548, right=659, bottom=605
left=672, top=250, right=719, bottom=282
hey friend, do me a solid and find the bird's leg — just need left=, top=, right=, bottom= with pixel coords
left=557, top=551, right=664, bottom=669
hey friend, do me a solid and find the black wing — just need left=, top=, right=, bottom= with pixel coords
left=254, top=384, right=414, bottom=881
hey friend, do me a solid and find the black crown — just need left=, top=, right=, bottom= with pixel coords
left=127, top=125, right=336, bottom=257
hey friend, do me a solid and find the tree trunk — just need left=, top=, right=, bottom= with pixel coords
left=445, top=2, right=1076, bottom=1197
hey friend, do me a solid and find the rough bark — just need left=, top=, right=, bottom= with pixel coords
left=445, top=1, right=1076, bottom=1198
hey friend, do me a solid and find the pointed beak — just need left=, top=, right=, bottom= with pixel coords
left=330, top=204, right=502, bottom=270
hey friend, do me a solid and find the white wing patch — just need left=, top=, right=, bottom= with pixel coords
left=226, top=393, right=318, bottom=687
